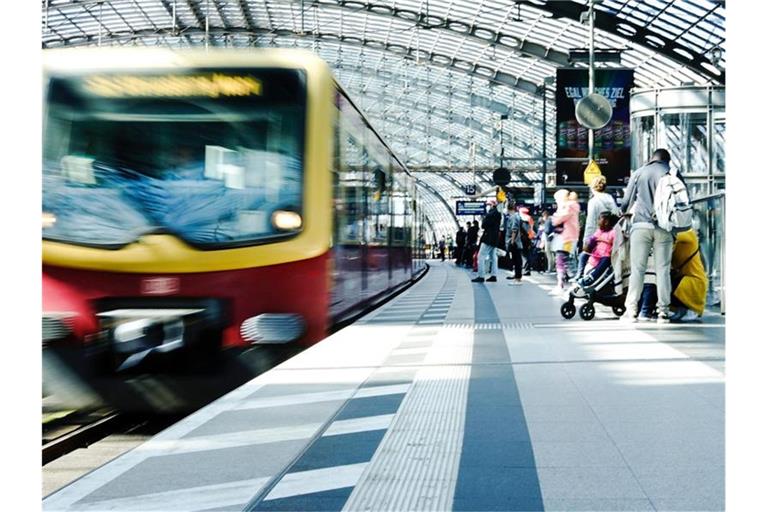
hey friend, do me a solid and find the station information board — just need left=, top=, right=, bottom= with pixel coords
left=456, top=201, right=487, bottom=216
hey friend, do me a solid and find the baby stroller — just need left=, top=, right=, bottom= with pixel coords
left=560, top=216, right=631, bottom=321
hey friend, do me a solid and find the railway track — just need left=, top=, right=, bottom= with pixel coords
left=43, top=409, right=129, bottom=465
left=43, top=410, right=183, bottom=466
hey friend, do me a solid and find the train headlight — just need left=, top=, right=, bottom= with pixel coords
left=113, top=318, right=156, bottom=344
left=113, top=318, right=184, bottom=353
left=43, top=212, right=57, bottom=229
left=272, top=210, right=302, bottom=231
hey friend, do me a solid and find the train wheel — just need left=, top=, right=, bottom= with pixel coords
left=579, top=303, right=596, bottom=321
left=561, top=302, right=576, bottom=319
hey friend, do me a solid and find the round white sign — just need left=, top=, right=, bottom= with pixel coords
left=575, top=93, right=613, bottom=129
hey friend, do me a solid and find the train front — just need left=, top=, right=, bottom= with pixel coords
left=42, top=50, right=333, bottom=406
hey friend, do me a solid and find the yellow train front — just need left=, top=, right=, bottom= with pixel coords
left=42, top=48, right=426, bottom=410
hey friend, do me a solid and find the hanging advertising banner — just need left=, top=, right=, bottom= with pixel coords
left=555, top=68, right=634, bottom=187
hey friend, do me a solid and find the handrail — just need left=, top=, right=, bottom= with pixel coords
left=690, top=191, right=725, bottom=204
left=688, top=191, right=725, bottom=314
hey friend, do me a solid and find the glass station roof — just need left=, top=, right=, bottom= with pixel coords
left=42, top=0, right=725, bottom=240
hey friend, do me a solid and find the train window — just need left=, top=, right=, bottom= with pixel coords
left=391, top=169, right=408, bottom=244
left=43, top=69, right=306, bottom=248
left=336, top=94, right=367, bottom=245
left=365, top=126, right=391, bottom=246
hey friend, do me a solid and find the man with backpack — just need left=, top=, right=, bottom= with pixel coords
left=620, top=148, right=691, bottom=323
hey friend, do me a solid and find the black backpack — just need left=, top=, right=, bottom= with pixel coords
left=520, top=218, right=532, bottom=248
left=544, top=217, right=564, bottom=236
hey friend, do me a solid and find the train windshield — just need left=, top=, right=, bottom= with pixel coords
left=43, top=69, right=306, bottom=248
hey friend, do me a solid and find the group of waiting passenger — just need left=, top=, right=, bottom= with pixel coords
left=457, top=148, right=708, bottom=323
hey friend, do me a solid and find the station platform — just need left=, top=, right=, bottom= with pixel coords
left=43, top=262, right=725, bottom=512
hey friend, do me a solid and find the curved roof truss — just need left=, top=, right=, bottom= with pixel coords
left=41, top=0, right=725, bottom=240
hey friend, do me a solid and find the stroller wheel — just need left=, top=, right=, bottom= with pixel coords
left=612, top=305, right=626, bottom=317
left=579, top=303, right=596, bottom=321
left=560, top=302, right=576, bottom=319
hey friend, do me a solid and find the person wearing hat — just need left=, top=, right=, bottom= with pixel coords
left=472, top=198, right=503, bottom=283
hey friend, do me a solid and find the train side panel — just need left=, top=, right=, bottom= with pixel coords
left=328, top=87, right=419, bottom=320
left=43, top=254, right=329, bottom=351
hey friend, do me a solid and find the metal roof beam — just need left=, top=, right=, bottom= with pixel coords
left=210, top=0, right=230, bottom=28
left=409, top=176, right=461, bottom=231
left=372, top=112, right=536, bottom=161
left=183, top=0, right=218, bottom=47
left=128, top=0, right=160, bottom=32
left=183, top=0, right=207, bottom=31
left=517, top=0, right=724, bottom=84
left=360, top=90, right=543, bottom=148
left=158, top=0, right=194, bottom=44
left=50, top=5, right=90, bottom=38
left=410, top=168, right=536, bottom=186
left=321, top=31, right=544, bottom=97
left=45, top=26, right=546, bottom=99
left=413, top=172, right=481, bottom=200
left=382, top=132, right=493, bottom=166
left=236, top=1, right=259, bottom=34
left=334, top=64, right=545, bottom=130
left=409, top=165, right=542, bottom=174
left=286, top=0, right=570, bottom=72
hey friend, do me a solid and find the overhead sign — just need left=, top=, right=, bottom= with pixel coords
left=456, top=201, right=487, bottom=216
left=583, top=160, right=603, bottom=185
left=555, top=68, right=634, bottom=187
left=464, top=184, right=477, bottom=196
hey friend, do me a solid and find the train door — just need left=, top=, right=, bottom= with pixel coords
left=391, top=162, right=411, bottom=283
left=363, top=130, right=391, bottom=299
left=329, top=92, right=367, bottom=318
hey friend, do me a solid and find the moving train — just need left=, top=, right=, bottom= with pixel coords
left=42, top=48, right=427, bottom=410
